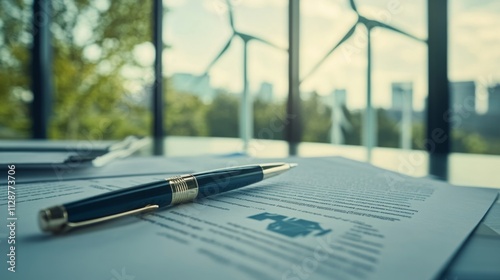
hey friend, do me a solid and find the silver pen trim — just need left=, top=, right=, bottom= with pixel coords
left=261, top=163, right=297, bottom=179
left=38, top=163, right=295, bottom=234
left=168, top=174, right=199, bottom=205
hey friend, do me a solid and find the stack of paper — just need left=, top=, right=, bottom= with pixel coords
left=0, top=157, right=497, bottom=280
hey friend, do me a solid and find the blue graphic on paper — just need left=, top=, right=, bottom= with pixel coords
left=248, top=212, right=332, bottom=238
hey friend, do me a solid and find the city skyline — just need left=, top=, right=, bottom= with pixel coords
left=162, top=0, right=500, bottom=111
left=171, top=71, right=499, bottom=117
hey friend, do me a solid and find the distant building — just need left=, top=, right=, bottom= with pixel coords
left=256, top=82, right=273, bottom=102
left=171, top=73, right=215, bottom=102
left=330, top=89, right=349, bottom=145
left=391, top=82, right=413, bottom=150
left=397, top=81, right=499, bottom=140
left=333, top=89, right=347, bottom=107
left=450, top=81, right=475, bottom=113
left=391, top=82, right=413, bottom=111
left=487, top=84, right=500, bottom=115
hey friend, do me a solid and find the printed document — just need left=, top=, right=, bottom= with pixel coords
left=0, top=157, right=497, bottom=280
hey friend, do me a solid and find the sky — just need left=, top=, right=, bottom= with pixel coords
left=156, top=0, right=500, bottom=111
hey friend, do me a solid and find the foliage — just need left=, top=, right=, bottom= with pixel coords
left=343, top=107, right=362, bottom=146
left=376, top=109, right=399, bottom=148
left=49, top=0, right=153, bottom=140
left=165, top=83, right=208, bottom=137
left=0, top=0, right=32, bottom=138
left=1, top=1, right=499, bottom=155
left=205, top=91, right=238, bottom=138
left=301, top=92, right=331, bottom=143
left=253, top=98, right=285, bottom=140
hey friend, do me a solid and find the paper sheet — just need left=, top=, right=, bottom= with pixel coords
left=1, top=156, right=203, bottom=184
left=442, top=197, right=500, bottom=279
left=0, top=157, right=497, bottom=280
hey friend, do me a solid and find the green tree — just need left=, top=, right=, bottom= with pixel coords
left=253, top=98, right=285, bottom=140
left=301, top=92, right=331, bottom=143
left=376, top=109, right=399, bottom=148
left=0, top=0, right=32, bottom=138
left=0, top=0, right=157, bottom=140
left=344, top=108, right=362, bottom=146
left=49, top=0, right=154, bottom=140
left=411, top=122, right=425, bottom=150
left=164, top=80, right=208, bottom=136
left=205, top=91, right=238, bottom=137
left=452, top=130, right=488, bottom=154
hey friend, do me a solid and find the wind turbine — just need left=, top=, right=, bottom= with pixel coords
left=330, top=89, right=351, bottom=145
left=301, top=0, right=426, bottom=161
left=200, top=0, right=284, bottom=152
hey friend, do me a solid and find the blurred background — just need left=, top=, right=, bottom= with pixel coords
left=0, top=0, right=499, bottom=187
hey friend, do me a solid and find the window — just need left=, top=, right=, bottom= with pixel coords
left=300, top=0, right=427, bottom=155
left=449, top=0, right=500, bottom=155
left=0, top=0, right=33, bottom=138
left=163, top=0, right=288, bottom=148
left=49, top=0, right=153, bottom=140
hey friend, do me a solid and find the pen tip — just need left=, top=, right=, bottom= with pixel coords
left=289, top=163, right=298, bottom=168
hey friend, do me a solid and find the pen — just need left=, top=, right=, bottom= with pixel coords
left=39, top=162, right=297, bottom=233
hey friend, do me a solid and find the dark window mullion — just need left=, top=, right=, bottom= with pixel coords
left=286, top=0, right=301, bottom=155
left=32, top=0, right=53, bottom=139
left=153, top=0, right=164, bottom=155
left=427, top=0, right=450, bottom=180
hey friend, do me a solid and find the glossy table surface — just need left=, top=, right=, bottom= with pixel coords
left=158, top=136, right=500, bottom=189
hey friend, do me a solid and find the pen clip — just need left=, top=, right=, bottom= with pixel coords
left=38, top=204, right=160, bottom=233
left=66, top=204, right=159, bottom=231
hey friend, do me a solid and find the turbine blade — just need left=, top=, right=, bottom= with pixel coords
left=189, top=74, right=205, bottom=90
left=341, top=113, right=352, bottom=130
left=349, top=0, right=358, bottom=12
left=202, top=37, right=234, bottom=74
left=244, top=34, right=284, bottom=50
left=226, top=0, right=235, bottom=30
left=301, top=25, right=357, bottom=83
left=373, top=21, right=424, bottom=42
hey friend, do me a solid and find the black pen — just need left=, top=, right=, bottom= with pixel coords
left=39, top=162, right=297, bottom=233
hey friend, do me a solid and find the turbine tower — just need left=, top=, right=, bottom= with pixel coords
left=330, top=89, right=351, bottom=145
left=200, top=0, right=284, bottom=152
left=301, top=0, right=426, bottom=161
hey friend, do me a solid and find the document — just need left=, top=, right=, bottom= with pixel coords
left=0, top=157, right=497, bottom=280
left=2, top=156, right=199, bottom=184
left=442, top=197, right=500, bottom=279
left=0, top=136, right=148, bottom=175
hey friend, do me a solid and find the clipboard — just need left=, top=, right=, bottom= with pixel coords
left=0, top=136, right=149, bottom=169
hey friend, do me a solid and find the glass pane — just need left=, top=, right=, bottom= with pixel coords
left=0, top=0, right=33, bottom=139
left=50, top=0, right=153, bottom=140
left=300, top=0, right=427, bottom=154
left=163, top=0, right=287, bottom=145
left=449, top=0, right=500, bottom=155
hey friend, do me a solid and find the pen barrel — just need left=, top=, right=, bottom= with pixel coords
left=194, top=165, right=263, bottom=199
left=64, top=180, right=172, bottom=223
left=62, top=165, right=263, bottom=224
